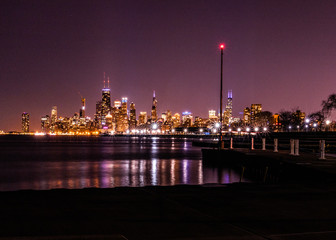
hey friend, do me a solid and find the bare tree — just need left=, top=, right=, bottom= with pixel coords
left=279, top=110, right=292, bottom=131
left=322, top=93, right=336, bottom=116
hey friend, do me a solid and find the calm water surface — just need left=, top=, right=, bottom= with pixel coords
left=0, top=136, right=247, bottom=191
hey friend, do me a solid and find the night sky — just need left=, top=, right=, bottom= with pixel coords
left=1, top=0, right=336, bottom=131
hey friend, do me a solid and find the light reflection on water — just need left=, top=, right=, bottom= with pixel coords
left=0, top=136, right=249, bottom=191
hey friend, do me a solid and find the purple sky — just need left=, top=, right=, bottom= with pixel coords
left=1, top=0, right=336, bottom=131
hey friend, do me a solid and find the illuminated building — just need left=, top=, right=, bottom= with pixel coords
left=194, top=116, right=207, bottom=127
left=121, top=97, right=129, bottom=131
left=21, top=112, right=29, bottom=133
left=182, top=111, right=193, bottom=127
left=161, top=113, right=167, bottom=122
left=166, top=110, right=172, bottom=123
left=110, top=100, right=121, bottom=130
left=224, top=90, right=233, bottom=125
left=106, top=112, right=113, bottom=130
left=272, top=114, right=280, bottom=132
left=101, top=88, right=111, bottom=117
left=172, top=113, right=181, bottom=128
left=209, top=110, right=217, bottom=119
left=95, top=100, right=103, bottom=128
left=139, top=112, right=147, bottom=125
left=41, top=115, right=50, bottom=133
left=243, top=107, right=251, bottom=125
left=95, top=76, right=112, bottom=129
left=129, top=102, right=136, bottom=130
left=114, top=100, right=121, bottom=108
left=161, top=110, right=173, bottom=132
left=114, top=107, right=121, bottom=132
left=293, top=110, right=306, bottom=125
left=51, top=106, right=57, bottom=132
left=115, top=97, right=128, bottom=133
left=250, top=104, right=262, bottom=125
left=151, top=91, right=157, bottom=122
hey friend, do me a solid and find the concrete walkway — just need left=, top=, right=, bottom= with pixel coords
left=0, top=184, right=335, bottom=240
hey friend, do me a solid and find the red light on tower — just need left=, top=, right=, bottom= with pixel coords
left=220, top=44, right=225, bottom=49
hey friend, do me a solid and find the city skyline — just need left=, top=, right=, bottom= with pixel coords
left=2, top=0, right=336, bottom=131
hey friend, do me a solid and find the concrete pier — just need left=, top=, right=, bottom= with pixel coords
left=202, top=148, right=336, bottom=184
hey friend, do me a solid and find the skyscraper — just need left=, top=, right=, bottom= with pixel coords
left=243, top=107, right=251, bottom=125
left=41, top=115, right=50, bottom=133
left=95, top=74, right=112, bottom=129
left=151, top=91, right=157, bottom=123
left=101, top=88, right=111, bottom=117
left=182, top=111, right=193, bottom=127
left=129, top=102, right=136, bottom=130
left=139, top=112, right=147, bottom=125
left=22, top=112, right=29, bottom=133
left=250, top=104, right=262, bottom=126
left=51, top=106, right=57, bottom=132
left=209, top=110, right=217, bottom=120
left=121, top=97, right=129, bottom=131
left=224, top=90, right=233, bottom=125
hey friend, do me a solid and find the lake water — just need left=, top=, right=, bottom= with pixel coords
left=0, top=135, right=247, bottom=191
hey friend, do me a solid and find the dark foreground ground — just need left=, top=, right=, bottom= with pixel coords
left=0, top=183, right=336, bottom=240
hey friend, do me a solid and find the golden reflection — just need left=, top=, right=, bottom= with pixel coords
left=183, top=160, right=188, bottom=184
left=171, top=160, right=176, bottom=185
left=151, top=159, right=158, bottom=185
left=198, top=160, right=203, bottom=184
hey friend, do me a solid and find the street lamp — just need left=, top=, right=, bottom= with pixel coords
left=219, top=43, right=225, bottom=149
left=326, top=120, right=331, bottom=132
left=254, top=127, right=259, bottom=132
left=313, top=123, right=317, bottom=131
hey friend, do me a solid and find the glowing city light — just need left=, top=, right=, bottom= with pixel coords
left=152, top=123, right=158, bottom=130
left=313, top=123, right=317, bottom=127
left=246, top=127, right=250, bottom=132
left=254, top=127, right=259, bottom=132
left=305, top=118, right=310, bottom=123
left=215, top=122, right=220, bottom=128
left=228, top=128, right=232, bottom=132
left=289, top=125, right=292, bottom=129
left=237, top=128, right=241, bottom=132
left=184, top=128, right=188, bottom=133
left=199, top=129, right=203, bottom=133
left=326, top=120, right=331, bottom=125
left=263, top=127, right=267, bottom=132
left=220, top=44, right=225, bottom=49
